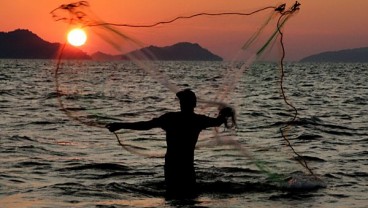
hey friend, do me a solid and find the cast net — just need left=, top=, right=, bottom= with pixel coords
left=51, top=1, right=325, bottom=190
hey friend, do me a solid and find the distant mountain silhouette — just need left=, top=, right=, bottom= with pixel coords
left=90, top=51, right=120, bottom=61
left=91, top=42, right=222, bottom=61
left=300, top=47, right=368, bottom=63
left=1, top=29, right=222, bottom=61
left=0, top=29, right=90, bottom=59
left=119, top=42, right=223, bottom=61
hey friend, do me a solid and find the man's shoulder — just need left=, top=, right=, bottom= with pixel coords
left=160, top=112, right=214, bottom=120
left=158, top=111, right=180, bottom=119
left=162, top=111, right=179, bottom=116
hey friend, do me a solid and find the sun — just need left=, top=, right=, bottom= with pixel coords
left=67, top=28, right=87, bottom=47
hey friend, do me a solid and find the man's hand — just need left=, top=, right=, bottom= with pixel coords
left=219, top=106, right=234, bottom=118
left=218, top=106, right=236, bottom=129
left=105, top=123, right=121, bottom=132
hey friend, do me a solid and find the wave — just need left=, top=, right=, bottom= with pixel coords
left=61, top=163, right=130, bottom=172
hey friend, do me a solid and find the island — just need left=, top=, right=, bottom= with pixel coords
left=1, top=29, right=223, bottom=61
left=300, top=47, right=368, bottom=63
left=0, top=29, right=90, bottom=59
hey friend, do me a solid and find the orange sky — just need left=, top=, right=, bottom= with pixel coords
left=1, top=0, right=368, bottom=61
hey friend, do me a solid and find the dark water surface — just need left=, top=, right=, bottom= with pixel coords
left=1, top=60, right=367, bottom=207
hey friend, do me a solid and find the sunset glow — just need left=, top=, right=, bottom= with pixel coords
left=67, top=28, right=87, bottom=47
left=1, top=0, right=368, bottom=60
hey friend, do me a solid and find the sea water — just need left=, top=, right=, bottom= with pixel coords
left=0, top=59, right=367, bottom=207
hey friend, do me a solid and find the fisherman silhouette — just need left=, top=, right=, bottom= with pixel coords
left=106, top=89, right=234, bottom=198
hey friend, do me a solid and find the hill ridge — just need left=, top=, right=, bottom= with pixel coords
left=1, top=29, right=223, bottom=61
left=300, top=47, right=368, bottom=63
left=0, top=29, right=90, bottom=59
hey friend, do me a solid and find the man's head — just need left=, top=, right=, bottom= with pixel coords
left=176, top=89, right=197, bottom=112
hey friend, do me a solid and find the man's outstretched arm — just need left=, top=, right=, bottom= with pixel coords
left=106, top=119, right=160, bottom=132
